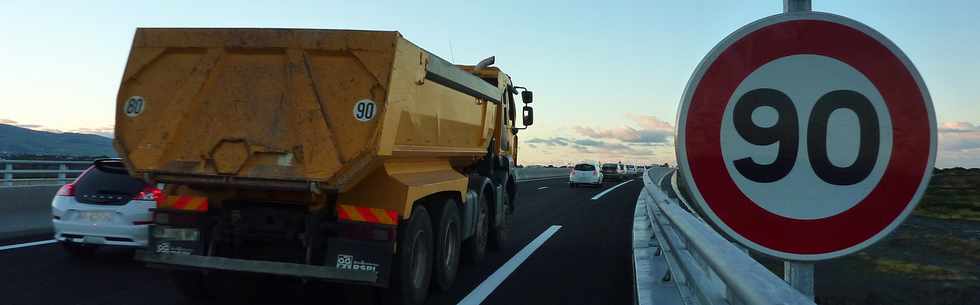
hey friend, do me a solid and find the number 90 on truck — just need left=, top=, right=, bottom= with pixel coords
left=113, top=28, right=534, bottom=305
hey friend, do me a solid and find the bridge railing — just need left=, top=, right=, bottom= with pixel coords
left=633, top=169, right=815, bottom=305
left=0, top=160, right=93, bottom=187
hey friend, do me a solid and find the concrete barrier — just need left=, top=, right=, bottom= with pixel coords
left=0, top=186, right=59, bottom=239
left=514, top=167, right=570, bottom=181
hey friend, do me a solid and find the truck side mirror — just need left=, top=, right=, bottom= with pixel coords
left=522, top=106, right=534, bottom=126
left=521, top=91, right=533, bottom=104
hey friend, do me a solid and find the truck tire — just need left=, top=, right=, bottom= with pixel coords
left=462, top=192, right=489, bottom=264
left=426, top=198, right=461, bottom=292
left=489, top=191, right=510, bottom=251
left=385, top=205, right=434, bottom=305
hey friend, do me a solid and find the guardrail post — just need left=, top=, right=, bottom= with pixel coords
left=3, top=163, right=11, bottom=187
left=58, top=163, right=68, bottom=184
left=784, top=261, right=815, bottom=300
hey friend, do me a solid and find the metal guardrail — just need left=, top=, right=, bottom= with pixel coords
left=0, top=161, right=564, bottom=188
left=633, top=169, right=815, bottom=305
left=0, top=160, right=93, bottom=187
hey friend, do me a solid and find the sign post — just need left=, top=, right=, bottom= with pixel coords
left=781, top=1, right=816, bottom=300
left=676, top=0, right=935, bottom=300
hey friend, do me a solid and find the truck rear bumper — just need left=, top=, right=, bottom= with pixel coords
left=136, top=251, right=377, bottom=283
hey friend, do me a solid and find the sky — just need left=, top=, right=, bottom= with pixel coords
left=0, top=0, right=977, bottom=168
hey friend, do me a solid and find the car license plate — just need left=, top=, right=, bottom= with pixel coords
left=79, top=211, right=113, bottom=223
left=152, top=227, right=200, bottom=241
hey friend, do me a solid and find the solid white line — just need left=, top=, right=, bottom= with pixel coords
left=0, top=239, right=57, bottom=251
left=456, top=225, right=563, bottom=305
left=536, top=186, right=549, bottom=190
left=591, top=179, right=634, bottom=200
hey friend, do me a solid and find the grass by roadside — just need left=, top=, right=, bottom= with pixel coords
left=915, top=168, right=980, bottom=222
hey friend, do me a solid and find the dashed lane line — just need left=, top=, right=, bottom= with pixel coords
left=456, top=225, right=563, bottom=305
left=591, top=179, right=634, bottom=200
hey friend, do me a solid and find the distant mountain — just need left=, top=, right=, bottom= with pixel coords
left=0, top=124, right=116, bottom=157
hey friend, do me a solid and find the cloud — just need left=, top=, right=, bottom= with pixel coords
left=938, top=122, right=980, bottom=151
left=526, top=137, right=570, bottom=146
left=70, top=126, right=115, bottom=138
left=521, top=114, right=677, bottom=165
left=939, top=121, right=978, bottom=133
left=572, top=114, right=674, bottom=144
left=0, top=118, right=114, bottom=138
left=937, top=121, right=980, bottom=168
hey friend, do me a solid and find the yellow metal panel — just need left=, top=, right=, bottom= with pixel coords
left=115, top=29, right=514, bottom=213
left=337, top=159, right=466, bottom=218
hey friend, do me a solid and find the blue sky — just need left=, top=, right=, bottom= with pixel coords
left=1, top=0, right=977, bottom=167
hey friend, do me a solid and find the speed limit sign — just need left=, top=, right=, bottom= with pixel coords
left=676, top=12, right=936, bottom=260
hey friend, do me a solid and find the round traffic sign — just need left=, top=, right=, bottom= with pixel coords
left=676, top=12, right=936, bottom=260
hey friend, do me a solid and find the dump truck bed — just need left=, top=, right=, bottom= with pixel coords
left=114, top=28, right=504, bottom=191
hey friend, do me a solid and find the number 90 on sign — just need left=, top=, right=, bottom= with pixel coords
left=720, top=54, right=893, bottom=221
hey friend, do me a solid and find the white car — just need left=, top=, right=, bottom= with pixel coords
left=569, top=161, right=603, bottom=187
left=51, top=159, right=161, bottom=257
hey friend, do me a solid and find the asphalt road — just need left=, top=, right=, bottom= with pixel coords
left=0, top=171, right=656, bottom=305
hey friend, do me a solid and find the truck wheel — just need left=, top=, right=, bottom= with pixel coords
left=463, top=192, right=489, bottom=264
left=426, top=198, right=461, bottom=292
left=489, top=192, right=510, bottom=251
left=385, top=205, right=434, bottom=305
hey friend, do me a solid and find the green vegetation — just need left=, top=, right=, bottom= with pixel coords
left=861, top=255, right=976, bottom=281
left=915, top=168, right=980, bottom=221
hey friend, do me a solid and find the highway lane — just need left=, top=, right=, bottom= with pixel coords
left=0, top=174, right=652, bottom=305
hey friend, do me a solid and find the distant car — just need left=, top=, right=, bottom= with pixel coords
left=51, top=159, right=162, bottom=257
left=569, top=161, right=603, bottom=187
left=601, top=163, right=625, bottom=181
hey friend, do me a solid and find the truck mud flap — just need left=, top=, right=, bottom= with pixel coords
left=135, top=251, right=377, bottom=283
left=324, top=238, right=393, bottom=287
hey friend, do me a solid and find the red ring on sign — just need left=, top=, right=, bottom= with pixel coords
left=685, top=20, right=930, bottom=254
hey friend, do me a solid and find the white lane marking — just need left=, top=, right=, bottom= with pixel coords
left=456, top=225, right=563, bottom=305
left=591, top=179, right=634, bottom=200
left=0, top=239, right=57, bottom=251
left=536, top=186, right=549, bottom=190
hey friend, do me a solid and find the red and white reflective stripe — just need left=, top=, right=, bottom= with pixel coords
left=158, top=196, right=209, bottom=212
left=336, top=204, right=398, bottom=225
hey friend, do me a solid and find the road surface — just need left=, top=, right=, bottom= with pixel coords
left=0, top=168, right=668, bottom=305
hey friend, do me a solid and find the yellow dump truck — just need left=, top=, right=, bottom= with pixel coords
left=114, top=28, right=534, bottom=304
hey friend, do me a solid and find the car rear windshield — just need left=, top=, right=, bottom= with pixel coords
left=574, top=164, right=595, bottom=171
left=74, top=161, right=145, bottom=204
left=602, top=164, right=618, bottom=170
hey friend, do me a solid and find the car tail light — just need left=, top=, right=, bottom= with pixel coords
left=134, top=185, right=163, bottom=202
left=56, top=183, right=75, bottom=197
